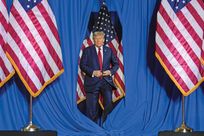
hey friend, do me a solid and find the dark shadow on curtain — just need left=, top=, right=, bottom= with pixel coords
left=200, top=84, right=204, bottom=94
left=146, top=0, right=181, bottom=100
left=14, top=74, right=41, bottom=105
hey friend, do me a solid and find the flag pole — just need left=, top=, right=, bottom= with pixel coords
left=175, top=95, right=192, bottom=133
left=22, top=95, right=40, bottom=132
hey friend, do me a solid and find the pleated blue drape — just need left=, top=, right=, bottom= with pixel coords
left=1, top=0, right=204, bottom=136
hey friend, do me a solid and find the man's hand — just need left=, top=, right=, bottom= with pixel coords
left=93, top=70, right=102, bottom=77
left=102, top=70, right=111, bottom=76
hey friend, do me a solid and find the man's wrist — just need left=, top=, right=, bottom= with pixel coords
left=92, top=71, right=95, bottom=77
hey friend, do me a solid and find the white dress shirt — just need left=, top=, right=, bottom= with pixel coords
left=95, top=46, right=103, bottom=62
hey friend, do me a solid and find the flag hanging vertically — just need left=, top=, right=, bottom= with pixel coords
left=155, top=0, right=204, bottom=96
left=6, top=0, right=64, bottom=97
left=0, top=0, right=15, bottom=87
left=77, top=3, right=125, bottom=107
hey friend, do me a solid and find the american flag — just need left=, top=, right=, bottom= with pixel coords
left=6, top=0, right=64, bottom=97
left=0, top=0, right=15, bottom=87
left=155, top=0, right=204, bottom=96
left=77, top=3, right=125, bottom=107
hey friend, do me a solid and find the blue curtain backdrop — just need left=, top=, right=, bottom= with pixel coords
left=1, top=0, right=204, bottom=136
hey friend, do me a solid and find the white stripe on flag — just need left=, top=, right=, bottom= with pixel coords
left=0, top=24, right=7, bottom=42
left=9, top=12, right=50, bottom=82
left=0, top=46, right=13, bottom=73
left=162, top=0, right=201, bottom=58
left=0, top=67, right=6, bottom=80
left=191, top=0, right=204, bottom=21
left=182, top=5, right=203, bottom=39
left=156, top=32, right=195, bottom=89
left=34, top=7, right=63, bottom=62
left=14, top=1, right=60, bottom=76
left=7, top=33, right=42, bottom=90
left=0, top=1, right=8, bottom=21
left=41, top=0, right=58, bottom=28
left=158, top=12, right=202, bottom=79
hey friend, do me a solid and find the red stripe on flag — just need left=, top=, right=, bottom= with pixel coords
left=77, top=75, right=86, bottom=96
left=37, top=3, right=60, bottom=44
left=186, top=2, right=204, bottom=29
left=8, top=22, right=45, bottom=85
left=176, top=10, right=202, bottom=46
left=0, top=12, right=8, bottom=33
left=28, top=10, right=62, bottom=73
left=108, top=42, right=117, bottom=55
left=118, top=43, right=123, bottom=55
left=160, top=5, right=202, bottom=73
left=86, top=38, right=93, bottom=46
left=113, top=89, right=120, bottom=98
left=156, top=44, right=189, bottom=92
left=2, top=0, right=6, bottom=7
left=81, top=44, right=86, bottom=50
left=0, top=35, right=5, bottom=48
left=6, top=45, right=39, bottom=92
left=108, top=42, right=124, bottom=73
left=197, top=0, right=204, bottom=13
left=0, top=57, right=9, bottom=76
left=114, top=73, right=125, bottom=91
left=77, top=94, right=80, bottom=100
left=157, top=23, right=199, bottom=85
left=115, top=37, right=123, bottom=54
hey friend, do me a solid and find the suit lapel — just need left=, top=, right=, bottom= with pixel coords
left=103, top=45, right=107, bottom=68
left=91, top=45, right=100, bottom=68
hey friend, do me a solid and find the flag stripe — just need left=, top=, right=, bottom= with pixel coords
left=28, top=10, right=60, bottom=76
left=155, top=46, right=189, bottom=91
left=108, top=42, right=124, bottom=72
left=11, top=5, right=54, bottom=80
left=0, top=46, right=12, bottom=73
left=77, top=74, right=86, bottom=95
left=0, top=0, right=15, bottom=87
left=160, top=3, right=201, bottom=58
left=179, top=7, right=202, bottom=44
left=0, top=54, right=9, bottom=76
left=156, top=0, right=204, bottom=95
left=158, top=3, right=200, bottom=72
left=197, top=0, right=204, bottom=12
left=186, top=0, right=204, bottom=28
left=38, top=2, right=60, bottom=44
left=6, top=0, right=63, bottom=96
left=113, top=89, right=120, bottom=98
left=0, top=1, right=7, bottom=21
left=156, top=30, right=195, bottom=90
left=114, top=72, right=125, bottom=91
left=8, top=13, right=46, bottom=85
left=0, top=13, right=7, bottom=33
left=6, top=48, right=39, bottom=92
left=186, top=3, right=204, bottom=34
left=157, top=15, right=198, bottom=86
left=7, top=33, right=42, bottom=90
left=29, top=2, right=63, bottom=71
left=34, top=7, right=63, bottom=68
left=0, top=34, right=5, bottom=49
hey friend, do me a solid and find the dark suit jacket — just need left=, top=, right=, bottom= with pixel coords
left=80, top=45, right=119, bottom=92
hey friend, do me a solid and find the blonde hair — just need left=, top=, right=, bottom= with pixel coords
left=93, top=31, right=105, bottom=38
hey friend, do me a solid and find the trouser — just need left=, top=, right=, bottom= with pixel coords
left=86, top=80, right=112, bottom=123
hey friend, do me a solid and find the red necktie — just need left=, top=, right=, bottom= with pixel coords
left=98, top=47, right=102, bottom=71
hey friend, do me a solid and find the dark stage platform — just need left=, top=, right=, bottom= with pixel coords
left=158, top=131, right=204, bottom=136
left=0, top=131, right=57, bottom=136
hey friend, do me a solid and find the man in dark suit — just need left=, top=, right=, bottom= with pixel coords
left=80, top=31, right=119, bottom=123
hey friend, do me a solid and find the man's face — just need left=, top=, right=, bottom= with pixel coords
left=93, top=34, right=105, bottom=47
